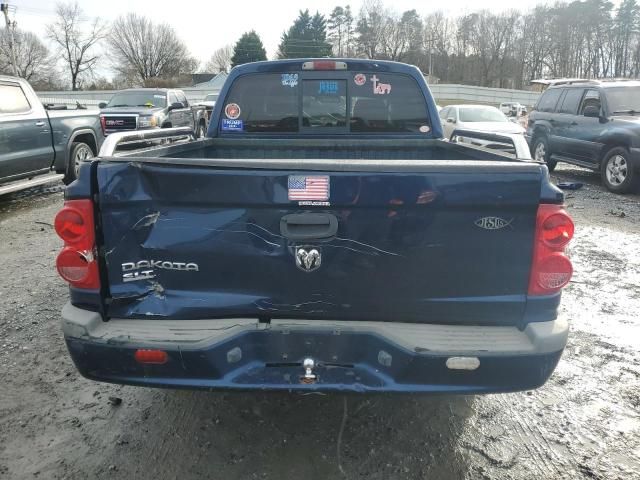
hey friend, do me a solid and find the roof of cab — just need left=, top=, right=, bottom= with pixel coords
left=548, top=79, right=640, bottom=90
left=116, top=88, right=171, bottom=93
left=229, top=58, right=423, bottom=77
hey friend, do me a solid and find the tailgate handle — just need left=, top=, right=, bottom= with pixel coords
left=280, top=213, right=338, bottom=240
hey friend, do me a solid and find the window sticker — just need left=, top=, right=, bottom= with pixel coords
left=281, top=73, right=299, bottom=88
left=221, top=119, right=243, bottom=132
left=371, top=75, right=391, bottom=95
left=224, top=103, right=241, bottom=119
left=318, top=80, right=339, bottom=95
left=153, top=94, right=165, bottom=99
left=419, top=125, right=431, bottom=133
left=354, top=73, right=366, bottom=86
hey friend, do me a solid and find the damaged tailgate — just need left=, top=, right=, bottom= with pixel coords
left=97, top=159, right=543, bottom=326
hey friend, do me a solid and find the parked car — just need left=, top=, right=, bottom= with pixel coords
left=193, top=93, right=218, bottom=122
left=527, top=80, right=640, bottom=193
left=0, top=75, right=104, bottom=195
left=56, top=59, right=573, bottom=395
left=500, top=102, right=526, bottom=117
left=440, top=104, right=525, bottom=148
left=99, top=88, right=208, bottom=138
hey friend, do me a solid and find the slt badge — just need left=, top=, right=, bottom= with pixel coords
left=296, top=247, right=321, bottom=272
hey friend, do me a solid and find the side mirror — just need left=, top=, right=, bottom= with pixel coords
left=168, top=102, right=184, bottom=111
left=447, top=117, right=456, bottom=124
left=583, top=105, right=600, bottom=118
left=98, top=102, right=107, bottom=109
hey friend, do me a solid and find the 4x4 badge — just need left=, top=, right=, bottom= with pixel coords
left=296, top=247, right=321, bottom=272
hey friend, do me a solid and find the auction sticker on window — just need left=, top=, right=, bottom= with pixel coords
left=224, top=103, right=241, bottom=119
left=221, top=119, right=243, bottom=132
left=282, top=73, right=299, bottom=88
left=354, top=73, right=366, bottom=86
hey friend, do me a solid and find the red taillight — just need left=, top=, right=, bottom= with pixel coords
left=134, top=349, right=168, bottom=364
left=54, top=199, right=100, bottom=290
left=541, top=213, right=574, bottom=248
left=528, top=204, right=574, bottom=295
left=55, top=207, right=87, bottom=243
left=302, top=60, right=347, bottom=70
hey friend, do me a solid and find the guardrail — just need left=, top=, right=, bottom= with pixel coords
left=430, top=84, right=540, bottom=106
left=38, top=96, right=105, bottom=107
left=37, top=87, right=217, bottom=105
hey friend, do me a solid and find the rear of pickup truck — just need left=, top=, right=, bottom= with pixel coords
left=56, top=59, right=574, bottom=394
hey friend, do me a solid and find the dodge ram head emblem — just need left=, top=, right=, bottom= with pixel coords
left=475, top=216, right=514, bottom=230
left=296, top=247, right=321, bottom=272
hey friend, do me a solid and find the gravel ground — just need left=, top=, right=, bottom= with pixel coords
left=0, top=165, right=638, bottom=480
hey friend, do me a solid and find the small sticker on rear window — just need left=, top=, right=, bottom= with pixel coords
left=354, top=73, right=366, bottom=86
left=153, top=94, right=165, bottom=99
left=224, top=103, right=241, bottom=119
left=371, top=75, right=391, bottom=95
left=221, top=119, right=243, bottom=132
left=281, top=73, right=299, bottom=88
left=318, top=81, right=339, bottom=95
left=419, top=125, right=430, bottom=133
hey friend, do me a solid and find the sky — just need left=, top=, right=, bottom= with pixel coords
left=8, top=0, right=622, bottom=79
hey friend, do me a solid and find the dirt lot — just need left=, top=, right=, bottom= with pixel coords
left=0, top=165, right=638, bottom=480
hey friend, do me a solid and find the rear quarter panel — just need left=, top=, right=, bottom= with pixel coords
left=48, top=111, right=103, bottom=171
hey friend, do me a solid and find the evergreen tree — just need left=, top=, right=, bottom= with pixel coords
left=231, top=31, right=267, bottom=67
left=278, top=10, right=332, bottom=58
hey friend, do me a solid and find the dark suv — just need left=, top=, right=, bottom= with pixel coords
left=527, top=80, right=640, bottom=193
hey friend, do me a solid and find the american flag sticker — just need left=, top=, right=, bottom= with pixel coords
left=288, top=175, right=330, bottom=201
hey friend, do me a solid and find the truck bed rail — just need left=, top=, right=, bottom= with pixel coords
left=98, top=127, right=195, bottom=157
left=450, top=129, right=532, bottom=159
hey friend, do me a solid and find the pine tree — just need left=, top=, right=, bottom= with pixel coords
left=231, top=31, right=267, bottom=67
left=278, top=10, right=332, bottom=59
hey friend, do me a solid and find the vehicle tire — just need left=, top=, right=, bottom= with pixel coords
left=196, top=121, right=206, bottom=139
left=600, top=146, right=637, bottom=194
left=532, top=137, right=557, bottom=172
left=64, top=142, right=94, bottom=185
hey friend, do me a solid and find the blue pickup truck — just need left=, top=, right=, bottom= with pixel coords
left=55, top=59, right=574, bottom=394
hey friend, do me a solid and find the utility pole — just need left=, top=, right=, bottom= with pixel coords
left=424, top=35, right=436, bottom=83
left=1, top=2, right=18, bottom=76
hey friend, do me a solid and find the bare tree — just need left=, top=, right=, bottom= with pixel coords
left=0, top=29, right=52, bottom=81
left=381, top=9, right=423, bottom=61
left=108, top=13, right=197, bottom=85
left=204, top=45, right=233, bottom=73
left=328, top=6, right=355, bottom=56
left=46, top=2, right=107, bottom=90
left=356, top=0, right=387, bottom=58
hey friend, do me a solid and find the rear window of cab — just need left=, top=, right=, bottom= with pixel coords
left=219, top=72, right=431, bottom=134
